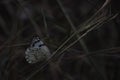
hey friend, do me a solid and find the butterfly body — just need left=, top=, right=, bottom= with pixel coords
left=25, top=37, right=51, bottom=64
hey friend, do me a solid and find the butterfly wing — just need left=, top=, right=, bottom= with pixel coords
left=25, top=37, right=51, bottom=64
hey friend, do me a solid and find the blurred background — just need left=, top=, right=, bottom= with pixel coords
left=0, top=0, right=120, bottom=80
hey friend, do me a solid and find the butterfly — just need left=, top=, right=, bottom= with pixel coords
left=25, top=37, right=51, bottom=64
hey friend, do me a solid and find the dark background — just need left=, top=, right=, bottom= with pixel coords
left=0, top=0, right=120, bottom=80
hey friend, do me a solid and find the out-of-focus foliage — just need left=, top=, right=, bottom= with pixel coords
left=0, top=0, right=120, bottom=80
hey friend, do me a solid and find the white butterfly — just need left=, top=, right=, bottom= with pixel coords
left=25, top=37, right=51, bottom=64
